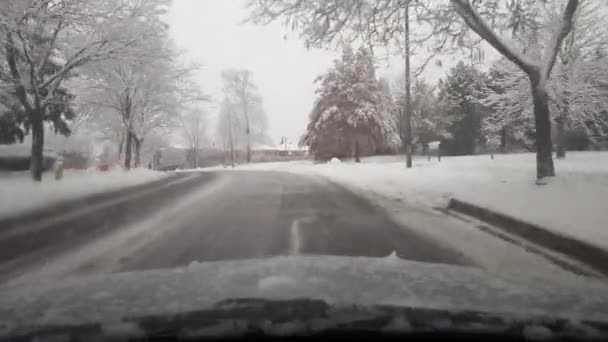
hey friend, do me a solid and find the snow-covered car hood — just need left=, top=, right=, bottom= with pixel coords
left=1, top=254, right=608, bottom=338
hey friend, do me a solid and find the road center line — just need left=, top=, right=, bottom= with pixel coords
left=289, top=219, right=302, bottom=255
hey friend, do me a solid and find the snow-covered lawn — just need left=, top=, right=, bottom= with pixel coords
left=222, top=152, right=608, bottom=251
left=0, top=169, right=169, bottom=219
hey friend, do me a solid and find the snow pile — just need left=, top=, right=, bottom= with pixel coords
left=0, top=168, right=168, bottom=218
left=329, top=157, right=341, bottom=164
left=225, top=152, right=608, bottom=251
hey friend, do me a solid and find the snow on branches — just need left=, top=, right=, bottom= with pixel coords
left=302, top=46, right=400, bottom=160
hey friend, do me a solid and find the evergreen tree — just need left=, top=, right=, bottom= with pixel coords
left=301, top=46, right=400, bottom=161
left=440, top=62, right=487, bottom=156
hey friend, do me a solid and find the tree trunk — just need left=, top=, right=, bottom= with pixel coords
left=118, top=133, right=124, bottom=161
left=30, top=109, right=44, bottom=181
left=228, top=110, right=235, bottom=168
left=422, top=142, right=429, bottom=161
left=556, top=115, right=566, bottom=159
left=245, top=124, right=251, bottom=163
left=242, top=93, right=252, bottom=164
left=354, top=140, right=361, bottom=163
left=500, top=126, right=507, bottom=153
left=124, top=131, right=133, bottom=170
left=530, top=73, right=555, bottom=179
left=134, top=137, right=142, bottom=168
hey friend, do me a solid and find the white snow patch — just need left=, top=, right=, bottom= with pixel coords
left=0, top=168, right=168, bottom=218
left=329, top=157, right=341, bottom=164
left=258, top=275, right=298, bottom=291
left=383, top=251, right=400, bottom=263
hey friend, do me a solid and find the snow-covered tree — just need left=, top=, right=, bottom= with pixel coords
left=482, top=1, right=608, bottom=157
left=392, top=77, right=453, bottom=155
left=552, top=1, right=608, bottom=157
left=220, top=69, right=271, bottom=163
left=302, top=46, right=400, bottom=161
left=178, top=106, right=208, bottom=168
left=248, top=0, right=583, bottom=179
left=216, top=95, right=271, bottom=157
left=481, top=61, right=535, bottom=151
left=83, top=27, right=203, bottom=169
left=216, top=100, right=237, bottom=166
left=0, top=0, right=170, bottom=180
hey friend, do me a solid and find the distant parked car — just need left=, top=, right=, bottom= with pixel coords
left=0, top=144, right=57, bottom=172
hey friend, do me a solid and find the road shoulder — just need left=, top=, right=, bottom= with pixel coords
left=303, top=172, right=586, bottom=279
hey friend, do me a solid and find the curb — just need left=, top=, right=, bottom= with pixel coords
left=448, top=198, right=608, bottom=277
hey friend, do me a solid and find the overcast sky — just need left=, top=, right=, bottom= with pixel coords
left=166, top=0, right=334, bottom=145
left=166, top=0, right=461, bottom=145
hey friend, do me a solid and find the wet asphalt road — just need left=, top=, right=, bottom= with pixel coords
left=116, top=170, right=471, bottom=272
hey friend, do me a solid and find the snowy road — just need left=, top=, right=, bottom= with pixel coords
left=5, top=170, right=474, bottom=284
left=117, top=171, right=472, bottom=272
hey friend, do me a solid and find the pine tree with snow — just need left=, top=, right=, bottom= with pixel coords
left=301, top=46, right=400, bottom=161
left=440, top=62, right=487, bottom=156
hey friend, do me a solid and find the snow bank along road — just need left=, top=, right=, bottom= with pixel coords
left=3, top=170, right=582, bottom=286
left=0, top=172, right=213, bottom=283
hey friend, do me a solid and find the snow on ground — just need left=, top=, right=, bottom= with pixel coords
left=218, top=152, right=608, bottom=251
left=0, top=168, right=168, bottom=219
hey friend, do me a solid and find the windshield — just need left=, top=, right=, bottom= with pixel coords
left=1, top=0, right=608, bottom=339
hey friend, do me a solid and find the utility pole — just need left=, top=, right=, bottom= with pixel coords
left=399, top=108, right=406, bottom=158
left=404, top=1, right=413, bottom=168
